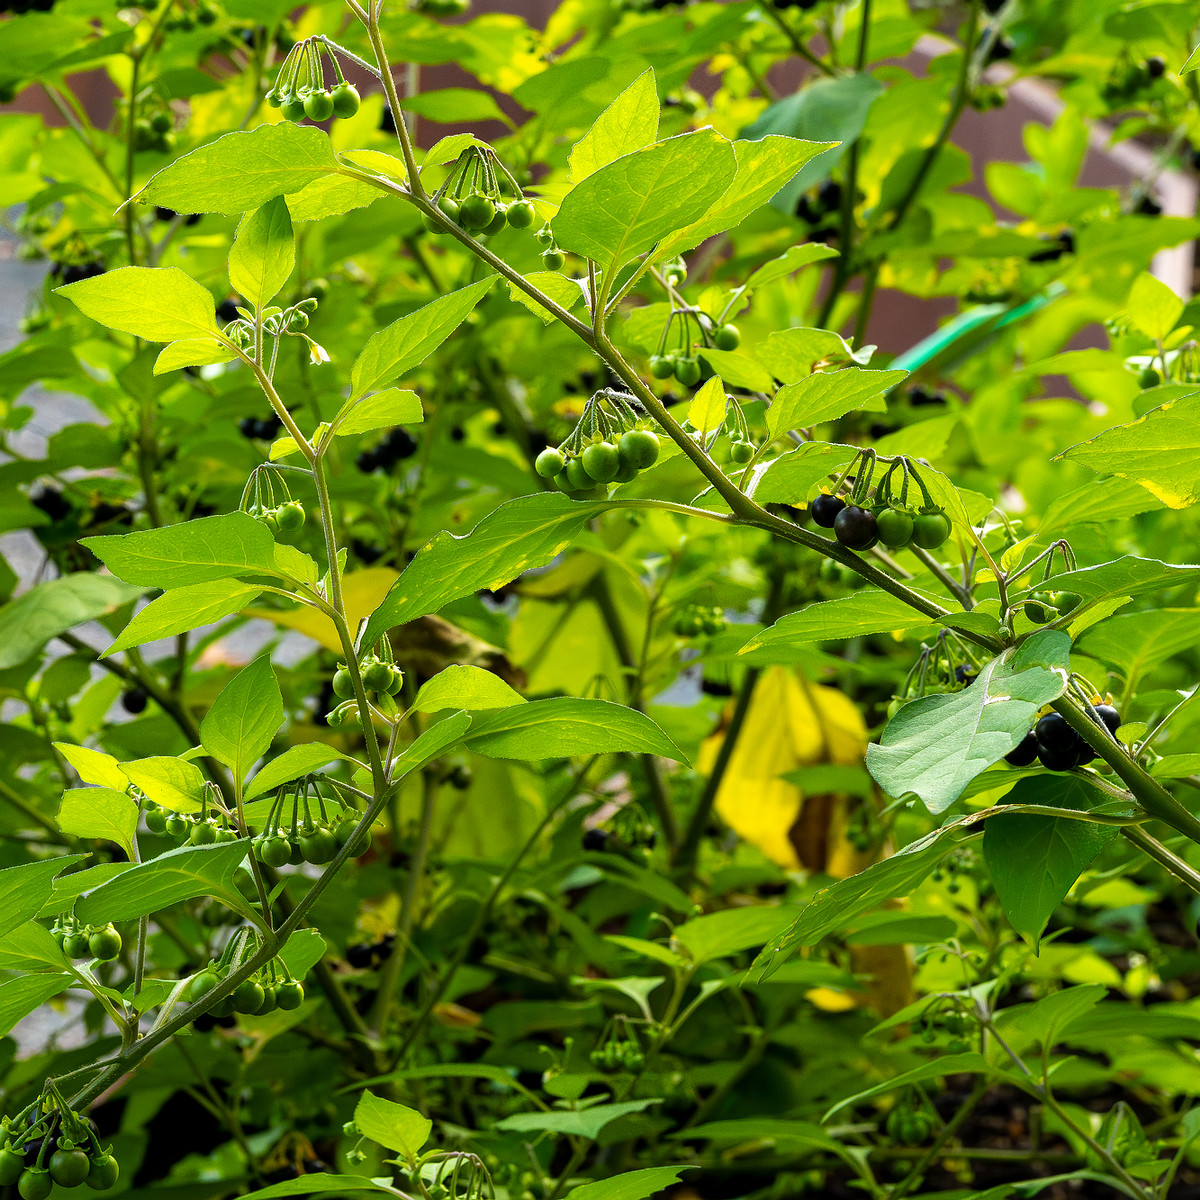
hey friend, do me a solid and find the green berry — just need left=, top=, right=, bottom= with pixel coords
left=729, top=439, right=753, bottom=464
left=581, top=441, right=621, bottom=483
left=304, top=89, right=334, bottom=122
left=50, top=1149, right=91, bottom=1188
left=300, top=827, right=338, bottom=864
left=144, top=807, right=168, bottom=834
left=535, top=446, right=566, bottom=478
left=875, top=507, right=914, bottom=549
left=564, top=457, right=592, bottom=491
left=86, top=1154, right=119, bottom=1191
left=541, top=247, right=565, bottom=270
left=910, top=510, right=951, bottom=550
left=331, top=82, right=361, bottom=118
left=618, top=428, right=659, bottom=470
left=18, top=1168, right=52, bottom=1200
left=649, top=354, right=674, bottom=379
left=233, top=979, right=265, bottom=1013
left=280, top=94, right=306, bottom=122
left=187, top=968, right=221, bottom=1002
left=459, top=192, right=495, bottom=230
left=257, top=835, right=291, bottom=868
left=362, top=660, right=393, bottom=692
left=506, top=199, right=536, bottom=228
left=89, top=925, right=122, bottom=962
left=275, top=979, right=305, bottom=1009
left=333, top=666, right=355, bottom=699
left=673, top=356, right=701, bottom=386
left=0, top=1150, right=25, bottom=1187
left=713, top=323, right=740, bottom=351
left=276, top=500, right=305, bottom=532
left=190, top=819, right=217, bottom=846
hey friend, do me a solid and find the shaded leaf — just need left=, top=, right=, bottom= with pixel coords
left=104, top=580, right=261, bottom=656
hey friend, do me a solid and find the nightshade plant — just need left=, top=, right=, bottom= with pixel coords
left=3, top=0, right=1200, bottom=1198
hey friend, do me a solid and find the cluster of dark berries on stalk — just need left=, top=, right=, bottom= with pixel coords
left=1006, top=704, right=1122, bottom=771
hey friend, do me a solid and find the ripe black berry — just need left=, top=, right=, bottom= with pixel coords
left=582, top=828, right=610, bottom=852
left=345, top=943, right=374, bottom=968
left=1093, top=704, right=1121, bottom=736
left=833, top=505, right=877, bottom=551
left=810, top=493, right=845, bottom=528
left=30, top=485, right=72, bottom=521
left=121, top=687, right=148, bottom=715
left=1005, top=731, right=1038, bottom=767
left=1034, top=712, right=1075, bottom=754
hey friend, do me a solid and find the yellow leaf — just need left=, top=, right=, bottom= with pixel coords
left=687, top=375, right=727, bottom=436
left=699, top=667, right=868, bottom=871
left=244, top=568, right=399, bottom=652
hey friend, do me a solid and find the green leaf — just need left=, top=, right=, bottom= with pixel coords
left=994, top=984, right=1106, bottom=1056
left=360, top=493, right=609, bottom=646
left=0, top=974, right=73, bottom=1039
left=768, top=368, right=908, bottom=436
left=496, top=1100, right=661, bottom=1140
left=57, top=266, right=220, bottom=343
left=505, top=270, right=586, bottom=324
left=354, top=1090, right=432, bottom=1161
left=0, top=857, right=86, bottom=939
left=75, top=839, right=251, bottom=925
left=104, top=580, right=261, bottom=656
left=122, top=756, right=206, bottom=814
left=350, top=279, right=495, bottom=400
left=983, top=776, right=1118, bottom=944
left=244, top=743, right=348, bottom=801
left=154, top=339, right=238, bottom=375
left=865, top=631, right=1072, bottom=813
left=740, top=592, right=936, bottom=654
left=1183, top=43, right=1200, bottom=73
left=139, top=123, right=341, bottom=215
left=392, top=713, right=472, bottom=778
left=1017, top=556, right=1200, bottom=602
left=553, top=129, right=737, bottom=274
left=675, top=1119, right=837, bottom=1153
left=1126, top=272, right=1182, bottom=341
left=413, top=665, right=526, bottom=714
left=656, top=134, right=836, bottom=261
left=751, top=441, right=857, bottom=506
left=200, top=655, right=284, bottom=782
left=54, top=745, right=128, bottom=791
left=569, top=68, right=659, bottom=184
left=1077, top=609, right=1200, bottom=679
left=1059, top=392, right=1200, bottom=509
left=754, top=818, right=980, bottom=976
left=84, top=512, right=279, bottom=589
left=58, top=787, right=138, bottom=855
left=823, top=1052, right=997, bottom=1121
left=40, top=863, right=132, bottom=918
left=740, top=73, right=882, bottom=213
left=0, top=921, right=71, bottom=971
left=745, top=243, right=839, bottom=288
left=566, top=1167, right=693, bottom=1200
left=758, top=328, right=866, bottom=384
left=687, top=375, right=727, bottom=436
left=673, top=907, right=793, bottom=964
left=0, top=575, right=143, bottom=669
left=465, top=698, right=684, bottom=762
left=332, top=389, right=423, bottom=438
left=286, top=174, right=383, bottom=223
left=229, top=1176, right=398, bottom=1200
left=229, top=196, right=295, bottom=311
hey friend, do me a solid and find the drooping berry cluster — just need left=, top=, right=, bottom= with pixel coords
left=534, top=389, right=660, bottom=497
left=424, top=146, right=538, bottom=244
left=1006, top=704, right=1121, bottom=772
left=239, top=465, right=307, bottom=535
left=670, top=604, right=725, bottom=637
left=327, top=649, right=405, bottom=727
left=50, top=919, right=122, bottom=962
left=266, top=38, right=360, bottom=122
left=810, top=454, right=951, bottom=554
left=252, top=776, right=369, bottom=868
left=0, top=1091, right=119, bottom=1199
left=186, top=948, right=305, bottom=1019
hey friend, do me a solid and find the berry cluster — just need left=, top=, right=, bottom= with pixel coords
left=1101, top=56, right=1167, bottom=104
left=670, top=604, right=725, bottom=637
left=424, top=146, right=538, bottom=243
left=581, top=812, right=657, bottom=864
left=132, top=110, right=175, bottom=154
left=144, top=802, right=241, bottom=844
left=648, top=295, right=739, bottom=390
left=345, top=933, right=395, bottom=969
left=50, top=920, right=121, bottom=962
left=188, top=959, right=305, bottom=1018
left=49, top=261, right=105, bottom=287
left=535, top=389, right=660, bottom=496
left=0, top=1094, right=118, bottom=1199
left=332, top=655, right=404, bottom=705
left=885, top=1103, right=934, bottom=1147
left=239, top=413, right=284, bottom=442
left=1021, top=588, right=1080, bottom=625
left=1006, top=705, right=1121, bottom=772
left=357, top=427, right=417, bottom=474
left=590, top=1037, right=645, bottom=1073
left=240, top=466, right=306, bottom=535
left=414, top=0, right=471, bottom=14
left=267, top=39, right=360, bottom=122
left=253, top=777, right=369, bottom=867
left=533, top=224, right=565, bottom=270
left=795, top=178, right=842, bottom=229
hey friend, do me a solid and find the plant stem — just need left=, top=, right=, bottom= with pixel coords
left=371, top=769, right=438, bottom=1033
